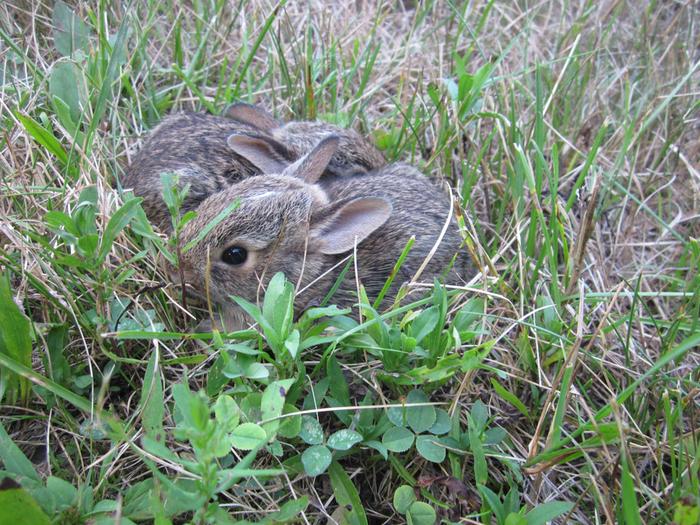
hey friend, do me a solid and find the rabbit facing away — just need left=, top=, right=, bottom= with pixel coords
left=122, top=103, right=385, bottom=231
left=177, top=134, right=468, bottom=331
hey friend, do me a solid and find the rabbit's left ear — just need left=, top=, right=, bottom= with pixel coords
left=310, top=197, right=392, bottom=254
left=224, top=102, right=280, bottom=131
left=227, top=133, right=291, bottom=174
left=283, top=135, right=339, bottom=184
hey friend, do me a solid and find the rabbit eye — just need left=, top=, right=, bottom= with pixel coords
left=221, top=246, right=248, bottom=265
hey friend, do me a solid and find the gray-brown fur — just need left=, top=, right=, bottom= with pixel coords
left=123, top=105, right=385, bottom=231
left=225, top=103, right=386, bottom=176
left=177, top=137, right=469, bottom=331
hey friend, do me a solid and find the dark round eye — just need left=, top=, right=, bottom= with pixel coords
left=221, top=246, right=248, bottom=265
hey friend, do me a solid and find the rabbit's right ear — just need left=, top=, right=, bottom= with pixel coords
left=227, top=133, right=291, bottom=174
left=224, top=102, right=280, bottom=131
left=282, top=136, right=339, bottom=184
left=311, top=197, right=392, bottom=255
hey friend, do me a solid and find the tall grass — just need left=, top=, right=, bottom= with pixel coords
left=0, top=1, right=698, bottom=523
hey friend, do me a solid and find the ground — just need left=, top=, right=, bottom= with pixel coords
left=0, top=1, right=699, bottom=524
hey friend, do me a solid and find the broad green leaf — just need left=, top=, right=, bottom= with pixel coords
left=470, top=400, right=489, bottom=431
left=327, top=429, right=363, bottom=451
left=478, top=484, right=506, bottom=525
left=406, top=501, right=436, bottom=525
left=524, top=501, right=574, bottom=525
left=139, top=350, right=164, bottom=441
left=44, top=211, right=77, bottom=235
left=304, top=305, right=351, bottom=320
left=387, top=405, right=407, bottom=427
left=328, top=461, right=368, bottom=525
left=364, top=440, right=388, bottom=460
left=299, top=416, right=324, bottom=445
left=46, top=476, right=78, bottom=507
left=232, top=296, right=279, bottom=352
left=428, top=409, right=451, bottom=435
left=491, top=378, right=530, bottom=418
left=45, top=324, right=70, bottom=388
left=468, top=412, right=488, bottom=485
left=120, top=478, right=160, bottom=521
left=266, top=496, right=309, bottom=522
left=385, top=347, right=491, bottom=385
left=0, top=478, right=50, bottom=525
left=49, top=61, right=85, bottom=126
left=619, top=453, right=641, bottom=525
left=213, top=395, right=240, bottom=434
left=327, top=355, right=351, bottom=424
left=242, top=361, right=269, bottom=381
left=97, top=197, right=143, bottom=262
left=0, top=423, right=40, bottom=482
left=240, top=393, right=263, bottom=422
left=673, top=498, right=700, bottom=525
left=406, top=390, right=436, bottom=434
left=262, top=272, right=294, bottom=340
left=277, top=404, right=302, bottom=439
left=382, top=426, right=414, bottom=453
left=453, top=297, right=485, bottom=335
left=261, top=379, right=295, bottom=438
left=393, top=485, right=416, bottom=514
left=410, top=306, right=439, bottom=344
left=284, top=329, right=300, bottom=359
left=415, top=435, right=446, bottom=463
left=172, top=383, right=207, bottom=432
left=52, top=1, right=91, bottom=56
left=230, top=423, right=267, bottom=451
left=0, top=273, right=32, bottom=403
left=505, top=513, right=528, bottom=525
left=17, top=113, right=69, bottom=167
left=301, top=445, right=332, bottom=477
left=260, top=379, right=294, bottom=439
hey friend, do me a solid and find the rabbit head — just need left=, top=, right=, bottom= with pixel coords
left=225, top=102, right=385, bottom=175
left=177, top=135, right=392, bottom=330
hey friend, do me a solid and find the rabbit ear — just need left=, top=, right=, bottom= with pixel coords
left=224, top=102, right=280, bottom=131
left=227, top=133, right=290, bottom=174
left=282, top=135, right=339, bottom=184
left=311, top=197, right=392, bottom=255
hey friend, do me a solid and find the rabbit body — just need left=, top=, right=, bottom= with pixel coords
left=177, top=136, right=468, bottom=330
left=318, top=162, right=465, bottom=306
left=123, top=105, right=385, bottom=231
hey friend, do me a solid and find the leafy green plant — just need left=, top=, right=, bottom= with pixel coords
left=381, top=390, right=452, bottom=463
left=46, top=1, right=129, bottom=154
left=139, top=379, right=307, bottom=523
left=298, top=416, right=363, bottom=476
left=0, top=422, right=143, bottom=524
left=2, top=0, right=699, bottom=522
left=338, top=284, right=489, bottom=386
left=393, top=484, right=437, bottom=525
left=477, top=485, right=573, bottom=525
left=0, top=273, right=32, bottom=404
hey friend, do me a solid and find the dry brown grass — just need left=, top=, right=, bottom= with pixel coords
left=1, top=0, right=699, bottom=523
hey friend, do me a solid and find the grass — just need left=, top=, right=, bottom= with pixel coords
left=1, top=0, right=699, bottom=523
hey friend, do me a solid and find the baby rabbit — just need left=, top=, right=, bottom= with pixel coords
left=123, top=104, right=385, bottom=232
left=177, top=134, right=467, bottom=331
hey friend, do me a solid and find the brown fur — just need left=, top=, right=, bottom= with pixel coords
left=177, top=139, right=470, bottom=331
left=123, top=107, right=385, bottom=231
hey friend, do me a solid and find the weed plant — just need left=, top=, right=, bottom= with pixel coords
left=1, top=1, right=699, bottom=523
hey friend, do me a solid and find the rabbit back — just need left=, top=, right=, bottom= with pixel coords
left=123, top=112, right=287, bottom=231
left=317, top=163, right=469, bottom=306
